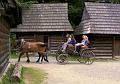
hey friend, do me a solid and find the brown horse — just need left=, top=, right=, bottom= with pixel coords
left=18, top=39, right=49, bottom=63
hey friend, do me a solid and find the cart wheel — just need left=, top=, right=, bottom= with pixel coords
left=81, top=50, right=95, bottom=65
left=56, top=54, right=68, bottom=64
left=77, top=56, right=86, bottom=63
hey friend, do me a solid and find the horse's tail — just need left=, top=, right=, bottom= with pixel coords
left=38, top=43, right=49, bottom=52
left=44, top=43, right=49, bottom=51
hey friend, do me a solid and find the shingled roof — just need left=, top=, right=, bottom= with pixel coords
left=75, top=2, right=120, bottom=34
left=11, top=3, right=73, bottom=32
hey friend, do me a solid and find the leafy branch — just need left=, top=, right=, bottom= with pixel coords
left=15, top=0, right=39, bottom=8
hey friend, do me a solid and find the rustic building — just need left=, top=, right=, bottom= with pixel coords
left=0, top=0, right=20, bottom=76
left=11, top=3, right=73, bottom=51
left=0, top=17, right=9, bottom=76
left=0, top=1, right=10, bottom=76
left=75, top=2, right=120, bottom=57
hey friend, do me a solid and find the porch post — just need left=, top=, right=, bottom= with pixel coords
left=112, top=36, right=115, bottom=58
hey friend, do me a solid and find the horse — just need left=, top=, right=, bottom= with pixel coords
left=18, top=39, right=49, bottom=63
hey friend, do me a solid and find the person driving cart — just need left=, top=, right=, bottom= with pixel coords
left=62, top=34, right=76, bottom=52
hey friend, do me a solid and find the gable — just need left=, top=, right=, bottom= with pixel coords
left=75, top=2, right=120, bottom=34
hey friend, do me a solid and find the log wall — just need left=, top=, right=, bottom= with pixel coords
left=90, top=35, right=113, bottom=57
left=16, top=33, right=66, bottom=52
left=49, top=35, right=66, bottom=51
left=0, top=17, right=10, bottom=75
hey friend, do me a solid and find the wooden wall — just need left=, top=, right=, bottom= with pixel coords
left=17, top=33, right=35, bottom=42
left=113, top=36, right=120, bottom=57
left=16, top=33, right=66, bottom=52
left=90, top=35, right=113, bottom=57
left=0, top=17, right=10, bottom=75
left=49, top=35, right=65, bottom=51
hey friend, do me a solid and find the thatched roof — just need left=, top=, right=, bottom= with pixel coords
left=75, top=2, right=120, bottom=34
left=11, top=3, right=73, bottom=32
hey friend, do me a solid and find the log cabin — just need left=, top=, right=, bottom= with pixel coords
left=0, top=16, right=9, bottom=76
left=75, top=2, right=120, bottom=58
left=0, top=0, right=20, bottom=76
left=11, top=3, right=73, bottom=51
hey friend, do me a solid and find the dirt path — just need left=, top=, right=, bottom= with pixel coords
left=10, top=56, right=120, bottom=84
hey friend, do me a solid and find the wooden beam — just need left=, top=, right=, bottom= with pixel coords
left=112, top=36, right=115, bottom=58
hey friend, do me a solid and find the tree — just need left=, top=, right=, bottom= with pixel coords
left=10, top=33, right=17, bottom=49
left=15, top=0, right=38, bottom=8
left=68, top=0, right=84, bottom=28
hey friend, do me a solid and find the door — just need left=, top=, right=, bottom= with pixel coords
left=44, top=36, right=48, bottom=44
left=35, top=34, right=44, bottom=42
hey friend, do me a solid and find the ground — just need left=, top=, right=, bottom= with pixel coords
left=10, top=56, right=120, bottom=84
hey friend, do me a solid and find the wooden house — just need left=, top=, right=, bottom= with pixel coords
left=75, top=2, right=120, bottom=58
left=11, top=3, right=73, bottom=51
left=0, top=1, right=10, bottom=76
left=0, top=0, right=20, bottom=76
left=0, top=17, right=9, bottom=76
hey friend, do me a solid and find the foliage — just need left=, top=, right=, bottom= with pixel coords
left=10, top=33, right=16, bottom=45
left=10, top=51, right=17, bottom=59
left=15, top=0, right=39, bottom=8
left=68, top=0, right=84, bottom=28
left=111, top=0, right=120, bottom=3
left=10, top=33, right=17, bottom=50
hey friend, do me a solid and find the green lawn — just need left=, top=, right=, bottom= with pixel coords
left=0, top=65, right=47, bottom=84
left=23, top=67, right=47, bottom=84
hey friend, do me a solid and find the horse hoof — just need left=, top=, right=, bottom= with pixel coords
left=44, top=59, right=49, bottom=63
left=46, top=60, right=49, bottom=63
left=26, top=60, right=30, bottom=63
left=39, top=62, right=42, bottom=64
left=36, top=61, right=39, bottom=63
left=40, top=62, right=43, bottom=64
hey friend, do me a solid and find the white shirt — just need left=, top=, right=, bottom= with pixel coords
left=66, top=38, right=71, bottom=44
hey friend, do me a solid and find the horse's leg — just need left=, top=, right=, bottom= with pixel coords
left=26, top=53, right=30, bottom=63
left=18, top=52, right=24, bottom=62
left=36, top=52, right=41, bottom=63
left=40, top=54, right=44, bottom=63
left=44, top=53, right=49, bottom=63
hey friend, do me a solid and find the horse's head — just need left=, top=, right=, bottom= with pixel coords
left=14, top=39, right=26, bottom=51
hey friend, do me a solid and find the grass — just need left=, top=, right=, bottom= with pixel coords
left=0, top=64, right=24, bottom=84
left=67, top=55, right=78, bottom=61
left=22, top=67, right=47, bottom=84
left=0, top=65, right=47, bottom=84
